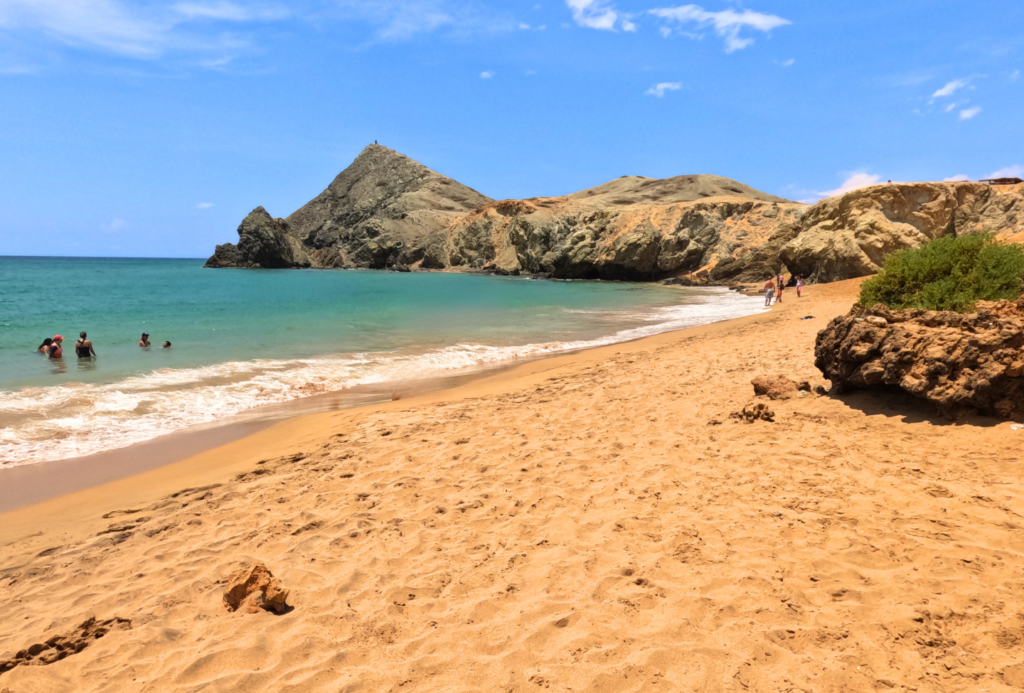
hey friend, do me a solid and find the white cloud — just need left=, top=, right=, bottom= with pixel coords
left=197, top=202, right=214, bottom=208
left=988, top=165, right=1023, bottom=179
left=799, top=172, right=882, bottom=203
left=932, top=79, right=967, bottom=98
left=645, top=81, right=682, bottom=97
left=565, top=0, right=618, bottom=30
left=943, top=175, right=970, bottom=182
left=101, top=217, right=126, bottom=231
left=775, top=58, right=794, bottom=67
left=519, top=21, right=530, bottom=29
left=944, top=102, right=957, bottom=112
left=649, top=4, right=790, bottom=53
left=1011, top=70, right=1020, bottom=82
left=960, top=106, right=982, bottom=120
left=480, top=70, right=493, bottom=78
left=621, top=17, right=636, bottom=31
left=0, top=0, right=285, bottom=60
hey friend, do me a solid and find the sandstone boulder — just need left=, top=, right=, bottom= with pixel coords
left=815, top=298, right=1024, bottom=420
left=223, top=563, right=291, bottom=614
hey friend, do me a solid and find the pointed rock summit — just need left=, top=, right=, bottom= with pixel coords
left=206, top=144, right=493, bottom=269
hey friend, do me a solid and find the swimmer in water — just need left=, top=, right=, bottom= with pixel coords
left=162, top=341, right=171, bottom=348
left=36, top=337, right=53, bottom=354
left=48, top=335, right=64, bottom=359
left=75, top=331, right=97, bottom=358
left=139, top=332, right=151, bottom=347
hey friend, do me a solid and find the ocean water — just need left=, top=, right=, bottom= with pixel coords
left=0, top=257, right=765, bottom=467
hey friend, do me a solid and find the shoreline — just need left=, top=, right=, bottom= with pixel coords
left=0, top=284, right=765, bottom=513
left=0, top=293, right=778, bottom=547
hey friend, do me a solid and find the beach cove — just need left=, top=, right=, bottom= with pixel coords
left=2, top=278, right=1022, bottom=692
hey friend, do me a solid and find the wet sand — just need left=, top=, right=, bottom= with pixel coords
left=2, top=279, right=1023, bottom=692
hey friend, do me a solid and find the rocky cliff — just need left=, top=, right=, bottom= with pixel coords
left=207, top=149, right=1024, bottom=284
left=435, top=176, right=802, bottom=280
left=780, top=182, right=1024, bottom=283
left=206, top=145, right=493, bottom=270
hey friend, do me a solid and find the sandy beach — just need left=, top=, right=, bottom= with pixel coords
left=2, top=279, right=1023, bottom=692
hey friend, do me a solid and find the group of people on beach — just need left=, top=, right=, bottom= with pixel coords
left=763, top=273, right=803, bottom=306
left=36, top=332, right=171, bottom=359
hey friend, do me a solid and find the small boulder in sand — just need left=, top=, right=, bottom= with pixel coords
left=223, top=563, right=291, bottom=615
left=730, top=402, right=775, bottom=423
left=751, top=375, right=809, bottom=400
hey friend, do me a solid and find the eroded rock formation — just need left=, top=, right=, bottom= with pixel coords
left=815, top=298, right=1024, bottom=420
left=439, top=176, right=802, bottom=280
left=781, top=182, right=1024, bottom=283
left=206, top=149, right=1024, bottom=284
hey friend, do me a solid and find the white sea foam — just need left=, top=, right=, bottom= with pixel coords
left=0, top=290, right=764, bottom=467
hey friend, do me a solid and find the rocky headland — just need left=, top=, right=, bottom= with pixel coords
left=207, top=146, right=1024, bottom=284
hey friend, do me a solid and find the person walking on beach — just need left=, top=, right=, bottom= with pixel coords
left=763, top=277, right=775, bottom=306
left=48, top=335, right=64, bottom=359
left=139, top=332, right=151, bottom=347
left=75, top=332, right=96, bottom=358
left=796, top=276, right=804, bottom=298
left=36, top=337, right=53, bottom=354
left=775, top=275, right=784, bottom=304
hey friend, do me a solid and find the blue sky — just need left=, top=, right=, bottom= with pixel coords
left=1, top=0, right=1022, bottom=258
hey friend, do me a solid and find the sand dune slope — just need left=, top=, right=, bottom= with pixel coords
left=2, top=281, right=1024, bottom=692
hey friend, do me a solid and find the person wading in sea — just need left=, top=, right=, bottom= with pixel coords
left=75, top=331, right=97, bottom=358
left=48, top=335, right=64, bottom=359
left=139, top=332, right=151, bottom=347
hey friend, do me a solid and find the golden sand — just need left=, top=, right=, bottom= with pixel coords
left=2, top=279, right=1023, bottom=692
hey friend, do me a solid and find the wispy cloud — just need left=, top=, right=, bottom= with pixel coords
left=649, top=4, right=790, bottom=53
left=330, top=0, right=512, bottom=41
left=944, top=174, right=969, bottom=182
left=645, top=81, right=681, bottom=97
left=960, top=106, right=982, bottom=120
left=197, top=202, right=214, bottom=209
left=774, top=58, right=794, bottom=67
left=0, top=0, right=286, bottom=60
left=480, top=70, right=493, bottom=78
left=988, top=165, right=1023, bottom=179
left=932, top=78, right=967, bottom=99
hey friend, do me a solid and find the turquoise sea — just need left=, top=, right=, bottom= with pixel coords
left=0, top=257, right=765, bottom=466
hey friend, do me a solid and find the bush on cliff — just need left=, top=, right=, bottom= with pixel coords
left=858, top=233, right=1024, bottom=312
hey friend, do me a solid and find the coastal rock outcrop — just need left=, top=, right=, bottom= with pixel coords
left=205, top=145, right=493, bottom=270
left=439, top=175, right=803, bottom=280
left=223, top=563, right=291, bottom=614
left=815, top=298, right=1024, bottom=420
left=780, top=182, right=1024, bottom=283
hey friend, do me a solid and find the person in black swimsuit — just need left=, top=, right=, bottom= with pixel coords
left=75, top=331, right=97, bottom=358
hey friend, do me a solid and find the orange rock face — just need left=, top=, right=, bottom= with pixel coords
left=815, top=297, right=1024, bottom=419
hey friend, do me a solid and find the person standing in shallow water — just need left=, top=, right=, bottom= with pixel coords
left=139, top=333, right=151, bottom=347
left=48, top=335, right=64, bottom=359
left=763, top=277, right=775, bottom=307
left=75, top=332, right=96, bottom=358
left=36, top=337, right=53, bottom=354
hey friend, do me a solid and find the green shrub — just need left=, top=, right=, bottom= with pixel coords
left=857, top=233, right=1024, bottom=312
